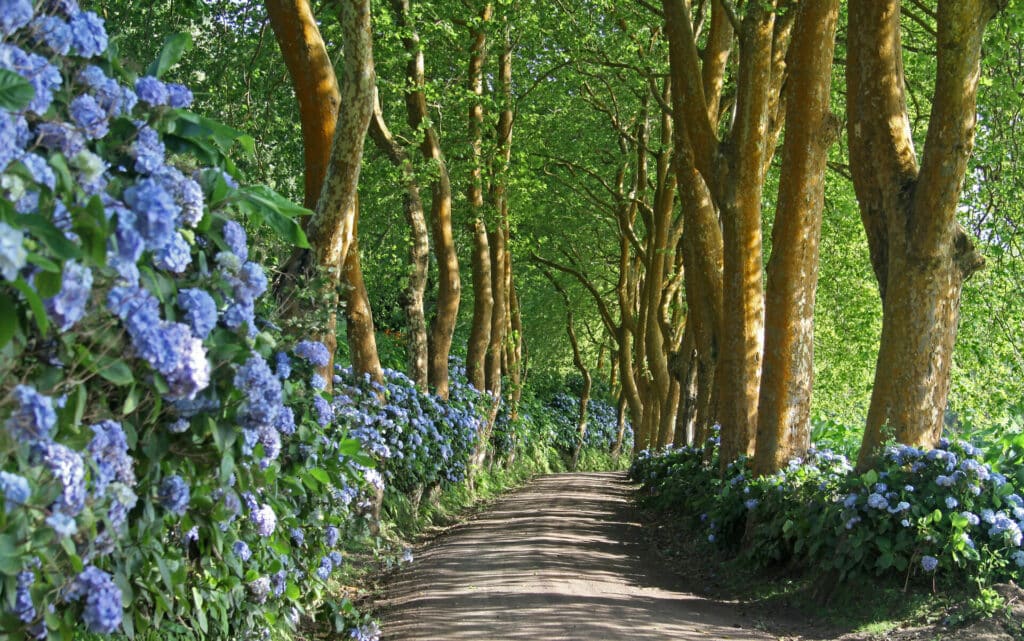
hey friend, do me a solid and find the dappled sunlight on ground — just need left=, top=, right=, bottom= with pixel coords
left=379, top=472, right=774, bottom=640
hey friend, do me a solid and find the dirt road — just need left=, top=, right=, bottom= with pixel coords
left=378, top=471, right=781, bottom=640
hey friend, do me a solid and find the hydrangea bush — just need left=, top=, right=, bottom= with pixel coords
left=631, top=432, right=1024, bottom=590
left=0, top=3, right=382, bottom=638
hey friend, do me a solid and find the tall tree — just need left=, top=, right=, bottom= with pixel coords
left=849, top=0, right=997, bottom=468
left=268, top=0, right=383, bottom=383
left=393, top=0, right=461, bottom=399
left=753, top=0, right=840, bottom=476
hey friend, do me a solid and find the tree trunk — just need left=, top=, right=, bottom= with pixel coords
left=368, top=91, right=430, bottom=390
left=465, top=5, right=494, bottom=393
left=847, top=0, right=995, bottom=469
left=716, top=2, right=776, bottom=469
left=267, top=0, right=379, bottom=383
left=393, top=0, right=460, bottom=399
left=265, top=0, right=339, bottom=211
left=343, top=203, right=384, bottom=383
left=753, top=0, right=840, bottom=477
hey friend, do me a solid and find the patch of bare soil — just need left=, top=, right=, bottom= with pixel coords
left=377, top=471, right=782, bottom=640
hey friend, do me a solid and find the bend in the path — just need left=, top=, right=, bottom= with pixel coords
left=379, top=471, right=776, bottom=640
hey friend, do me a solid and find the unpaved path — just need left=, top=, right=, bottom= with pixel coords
left=378, top=471, right=782, bottom=640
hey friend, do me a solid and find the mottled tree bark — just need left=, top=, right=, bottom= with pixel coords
left=715, top=1, right=776, bottom=468
left=753, top=0, right=840, bottom=477
left=848, top=0, right=996, bottom=469
left=368, top=91, right=429, bottom=390
left=267, top=0, right=381, bottom=383
left=465, top=5, right=494, bottom=393
left=393, top=0, right=460, bottom=399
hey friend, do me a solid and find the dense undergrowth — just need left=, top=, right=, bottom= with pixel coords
left=631, top=425, right=1024, bottom=629
left=0, top=5, right=629, bottom=639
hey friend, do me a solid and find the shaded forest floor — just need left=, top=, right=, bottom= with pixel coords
left=372, top=471, right=1024, bottom=640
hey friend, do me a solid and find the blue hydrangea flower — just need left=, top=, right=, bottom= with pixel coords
left=232, top=540, right=252, bottom=562
left=234, top=354, right=283, bottom=429
left=274, top=351, right=291, bottom=380
left=31, top=15, right=73, bottom=55
left=35, top=441, right=86, bottom=516
left=251, top=503, right=276, bottom=537
left=154, top=232, right=192, bottom=273
left=945, top=496, right=959, bottom=510
left=0, top=0, right=33, bottom=36
left=36, top=121, right=86, bottom=156
left=123, top=177, right=180, bottom=251
left=131, top=124, right=165, bottom=174
left=69, top=11, right=108, bottom=58
left=866, top=492, right=888, bottom=510
left=312, top=395, right=334, bottom=427
left=69, top=93, right=109, bottom=139
left=295, top=340, right=330, bottom=368
left=310, top=373, right=327, bottom=391
left=275, top=406, right=295, bottom=436
left=14, top=570, right=35, bottom=623
left=223, top=299, right=255, bottom=335
left=135, top=76, right=168, bottom=106
left=20, top=153, right=56, bottom=191
left=0, top=471, right=29, bottom=512
left=744, top=498, right=759, bottom=510
left=158, top=475, right=190, bottom=515
left=68, top=566, right=122, bottom=633
left=0, top=110, right=26, bottom=172
left=0, top=221, right=27, bottom=282
left=231, top=262, right=267, bottom=304
left=349, top=622, right=381, bottom=641
left=222, top=220, right=248, bottom=261
left=46, top=512, right=77, bottom=537
left=166, top=83, right=193, bottom=108
left=178, top=288, right=217, bottom=339
left=920, top=555, right=938, bottom=572
left=43, top=260, right=93, bottom=331
left=290, top=527, right=305, bottom=547
left=325, top=525, right=340, bottom=547
left=87, top=420, right=134, bottom=499
left=166, top=418, right=189, bottom=434
left=316, top=555, right=333, bottom=580
left=6, top=385, right=56, bottom=443
left=0, top=44, right=62, bottom=114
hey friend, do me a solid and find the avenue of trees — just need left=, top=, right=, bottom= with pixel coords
left=97, top=0, right=1024, bottom=474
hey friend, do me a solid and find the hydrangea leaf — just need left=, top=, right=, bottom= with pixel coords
left=0, top=69, right=34, bottom=111
left=96, top=356, right=135, bottom=386
left=146, top=33, right=193, bottom=79
left=0, top=534, right=22, bottom=575
left=0, top=292, right=17, bottom=349
left=235, top=185, right=311, bottom=249
left=12, top=278, right=49, bottom=334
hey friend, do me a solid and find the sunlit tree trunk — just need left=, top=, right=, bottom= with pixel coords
left=267, top=0, right=381, bottom=383
left=848, top=0, right=995, bottom=469
left=394, top=0, right=460, bottom=399
left=753, top=0, right=840, bottom=477
left=465, top=5, right=493, bottom=393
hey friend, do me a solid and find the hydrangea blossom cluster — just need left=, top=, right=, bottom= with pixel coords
left=633, top=434, right=1024, bottom=588
left=330, top=362, right=485, bottom=492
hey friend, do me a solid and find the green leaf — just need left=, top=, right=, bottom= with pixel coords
left=147, top=33, right=194, bottom=78
left=0, top=292, right=17, bottom=349
left=13, top=277, right=49, bottom=335
left=308, top=468, right=331, bottom=485
left=0, top=535, right=21, bottom=575
left=234, top=186, right=311, bottom=248
left=0, top=68, right=34, bottom=111
left=96, top=356, right=135, bottom=386
left=861, top=469, right=878, bottom=486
